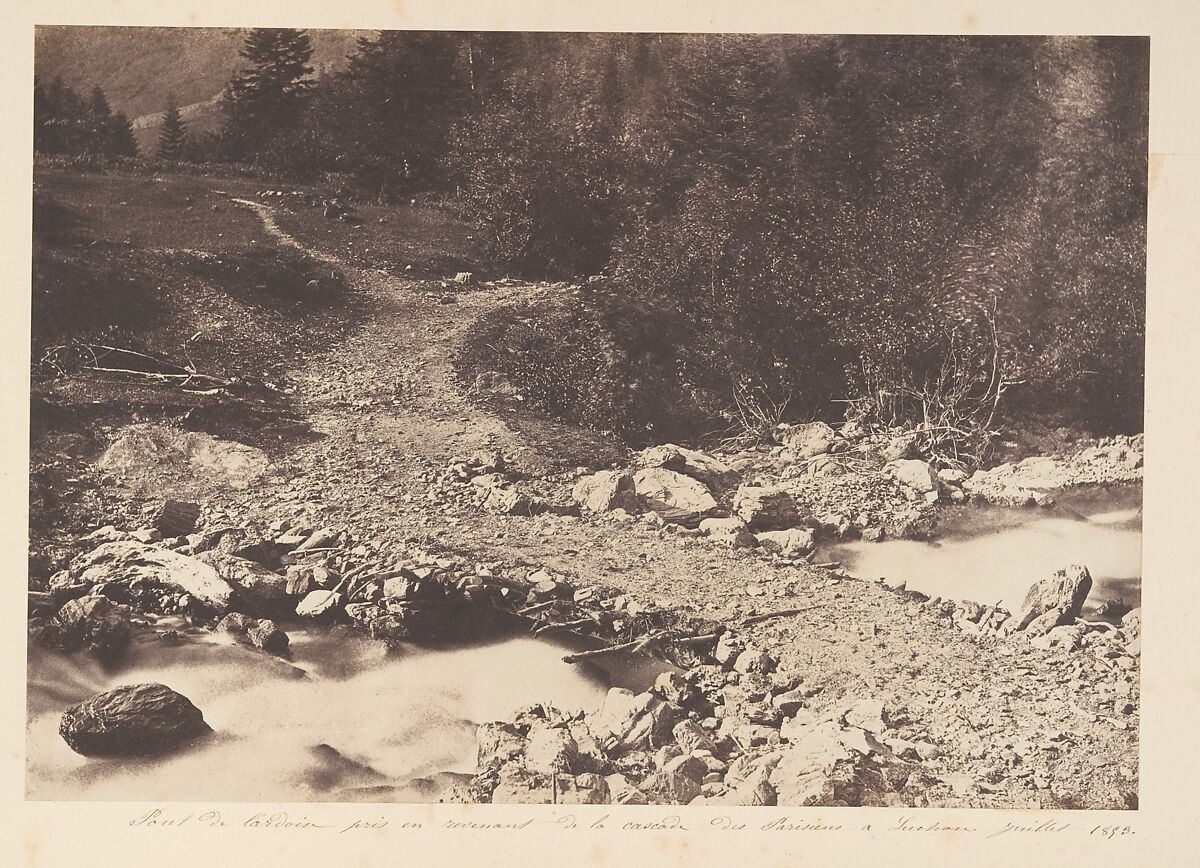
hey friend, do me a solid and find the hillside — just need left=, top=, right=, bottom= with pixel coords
left=34, top=26, right=368, bottom=152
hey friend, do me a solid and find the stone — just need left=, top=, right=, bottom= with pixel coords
left=83, top=525, right=132, bottom=543
left=486, top=487, right=542, bottom=516
left=645, top=754, right=705, bottom=803
left=605, top=773, right=648, bottom=805
left=733, top=485, right=803, bottom=530
left=215, top=612, right=290, bottom=656
left=771, top=687, right=808, bottom=717
left=151, top=500, right=202, bottom=537
left=714, top=633, right=745, bottom=668
left=774, top=421, right=838, bottom=459
left=755, top=528, right=815, bottom=557
left=843, top=698, right=889, bottom=734
left=571, top=470, right=639, bottom=513
left=885, top=459, right=939, bottom=494
left=98, top=425, right=268, bottom=492
left=734, top=648, right=778, bottom=675
left=50, top=596, right=133, bottom=662
left=672, top=720, right=719, bottom=755
left=296, top=590, right=342, bottom=619
left=699, top=517, right=747, bottom=535
left=880, top=433, right=919, bottom=461
left=70, top=541, right=235, bottom=612
left=59, top=683, right=212, bottom=756
left=938, top=467, right=968, bottom=485
left=589, top=688, right=676, bottom=755
left=477, top=722, right=527, bottom=767
left=196, top=552, right=290, bottom=616
left=768, top=721, right=854, bottom=805
left=1012, top=564, right=1092, bottom=633
left=633, top=468, right=718, bottom=527
left=709, top=526, right=759, bottom=548
left=654, top=672, right=696, bottom=706
left=294, top=526, right=341, bottom=553
left=524, top=725, right=580, bottom=775
left=637, top=444, right=740, bottom=491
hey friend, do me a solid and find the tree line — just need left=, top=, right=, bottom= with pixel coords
left=37, top=29, right=1149, bottom=444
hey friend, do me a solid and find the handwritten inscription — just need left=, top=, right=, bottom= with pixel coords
left=124, top=807, right=1136, bottom=841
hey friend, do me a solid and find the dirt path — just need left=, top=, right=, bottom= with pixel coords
left=210, top=199, right=1139, bottom=810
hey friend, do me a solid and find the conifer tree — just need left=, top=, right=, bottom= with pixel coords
left=110, top=112, right=138, bottom=157
left=157, top=98, right=187, bottom=161
left=221, top=28, right=314, bottom=160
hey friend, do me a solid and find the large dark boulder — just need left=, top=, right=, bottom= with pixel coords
left=59, top=683, right=213, bottom=756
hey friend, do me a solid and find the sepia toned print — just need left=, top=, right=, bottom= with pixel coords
left=28, top=27, right=1144, bottom=809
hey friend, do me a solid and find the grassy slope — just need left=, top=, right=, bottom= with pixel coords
left=29, top=165, right=363, bottom=572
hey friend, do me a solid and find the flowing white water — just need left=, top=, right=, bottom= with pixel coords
left=826, top=487, right=1142, bottom=616
left=27, top=626, right=644, bottom=803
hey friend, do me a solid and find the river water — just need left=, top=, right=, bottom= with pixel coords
left=824, top=485, right=1142, bottom=618
left=27, top=626, right=662, bottom=803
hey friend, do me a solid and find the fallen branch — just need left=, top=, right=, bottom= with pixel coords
left=562, top=633, right=671, bottom=663
left=740, top=606, right=818, bottom=627
left=86, top=364, right=225, bottom=382
left=518, top=600, right=559, bottom=616
left=533, top=617, right=595, bottom=636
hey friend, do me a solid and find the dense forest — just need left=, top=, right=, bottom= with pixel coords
left=34, top=30, right=1148, bottom=455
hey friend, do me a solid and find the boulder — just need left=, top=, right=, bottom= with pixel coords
left=880, top=434, right=919, bottom=461
left=196, top=552, right=290, bottom=616
left=884, top=459, right=938, bottom=494
left=70, top=541, right=235, bottom=613
left=733, top=485, right=803, bottom=530
left=768, top=721, right=856, bottom=806
left=59, top=683, right=212, bottom=756
left=524, top=725, right=580, bottom=775
left=98, top=425, right=268, bottom=492
left=699, top=517, right=747, bottom=536
left=572, top=470, right=639, bottom=513
left=293, top=526, right=341, bottom=553
left=151, top=499, right=202, bottom=537
left=50, top=596, right=133, bottom=662
left=589, top=688, right=676, bottom=755
left=637, top=444, right=740, bottom=491
left=734, top=647, right=778, bottom=675
left=645, top=754, right=705, bottom=804
left=672, top=720, right=719, bottom=755
left=296, top=590, right=342, bottom=620
left=633, top=468, right=718, bottom=527
left=754, top=528, right=815, bottom=557
left=776, top=422, right=838, bottom=460
left=605, top=773, right=649, bottom=805
left=477, top=722, right=528, bottom=767
left=843, top=698, right=890, bottom=735
left=1012, top=564, right=1092, bottom=633
left=215, top=612, right=290, bottom=656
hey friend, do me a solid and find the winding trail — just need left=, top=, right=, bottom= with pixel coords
left=213, top=197, right=1140, bottom=810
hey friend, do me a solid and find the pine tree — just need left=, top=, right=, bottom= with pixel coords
left=341, top=31, right=469, bottom=194
left=110, top=112, right=138, bottom=157
left=157, top=98, right=187, bottom=161
left=221, top=28, right=314, bottom=160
